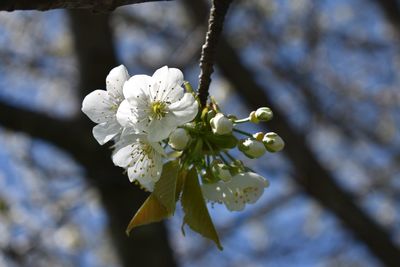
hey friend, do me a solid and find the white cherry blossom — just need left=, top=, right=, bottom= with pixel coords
left=112, top=134, right=165, bottom=192
left=81, top=65, right=129, bottom=145
left=202, top=172, right=269, bottom=211
left=168, top=128, right=190, bottom=150
left=210, top=113, right=233, bottom=135
left=116, top=66, right=198, bottom=142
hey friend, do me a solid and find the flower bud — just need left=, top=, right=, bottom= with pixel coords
left=211, top=161, right=232, bottom=182
left=255, top=107, right=273, bottom=121
left=263, top=132, right=284, bottom=152
left=252, top=132, right=265, bottom=141
left=210, top=113, right=233, bottom=135
left=168, top=128, right=190, bottom=150
left=206, top=109, right=216, bottom=122
left=238, top=138, right=266, bottom=158
left=249, top=111, right=259, bottom=123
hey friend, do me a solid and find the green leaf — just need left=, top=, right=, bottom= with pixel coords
left=153, top=160, right=180, bottom=214
left=126, top=194, right=169, bottom=236
left=175, top=170, right=187, bottom=201
left=181, top=168, right=223, bottom=250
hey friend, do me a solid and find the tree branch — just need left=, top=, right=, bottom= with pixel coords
left=373, top=0, right=400, bottom=30
left=183, top=1, right=400, bottom=265
left=0, top=0, right=170, bottom=12
left=197, top=0, right=232, bottom=107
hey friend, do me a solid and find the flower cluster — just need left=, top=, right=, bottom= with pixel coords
left=82, top=65, right=198, bottom=191
left=82, top=65, right=284, bottom=248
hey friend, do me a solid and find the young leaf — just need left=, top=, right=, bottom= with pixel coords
left=153, top=160, right=180, bottom=214
left=175, top=169, right=188, bottom=201
left=181, top=168, right=223, bottom=250
left=126, top=194, right=169, bottom=236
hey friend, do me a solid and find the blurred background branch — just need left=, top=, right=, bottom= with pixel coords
left=0, top=0, right=170, bottom=12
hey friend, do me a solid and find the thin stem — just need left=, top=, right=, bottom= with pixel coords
left=233, top=117, right=250, bottom=124
left=233, top=128, right=253, bottom=138
left=197, top=0, right=233, bottom=107
left=204, top=139, right=216, bottom=158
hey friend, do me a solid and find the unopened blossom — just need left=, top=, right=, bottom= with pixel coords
left=112, top=134, right=165, bottom=192
left=255, top=107, right=273, bottom=122
left=238, top=138, right=266, bottom=158
left=81, top=65, right=129, bottom=145
left=117, top=66, right=198, bottom=142
left=210, top=113, right=233, bottom=135
left=168, top=128, right=190, bottom=150
left=202, top=172, right=269, bottom=211
left=263, top=132, right=285, bottom=152
left=252, top=132, right=265, bottom=141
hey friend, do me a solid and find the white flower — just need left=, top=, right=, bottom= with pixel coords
left=211, top=162, right=232, bottom=181
left=116, top=66, right=198, bottom=142
left=238, top=138, right=266, bottom=158
left=210, top=113, right=233, bottom=135
left=168, top=128, right=190, bottom=150
left=112, top=134, right=165, bottom=192
left=81, top=65, right=129, bottom=145
left=263, top=132, right=285, bottom=152
left=202, top=172, right=269, bottom=211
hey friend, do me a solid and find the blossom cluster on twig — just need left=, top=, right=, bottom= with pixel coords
left=81, top=65, right=284, bottom=248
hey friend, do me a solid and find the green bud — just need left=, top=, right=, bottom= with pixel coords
left=263, top=132, right=284, bottom=152
left=255, top=107, right=273, bottom=121
left=206, top=109, right=216, bottom=123
left=238, top=138, right=266, bottom=158
left=210, top=113, right=233, bottom=135
left=207, top=134, right=238, bottom=149
left=249, top=111, right=259, bottom=123
left=253, top=132, right=265, bottom=141
left=168, top=128, right=190, bottom=150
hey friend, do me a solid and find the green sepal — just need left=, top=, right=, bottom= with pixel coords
left=181, top=167, right=223, bottom=250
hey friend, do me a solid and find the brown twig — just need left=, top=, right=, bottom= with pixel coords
left=197, top=0, right=233, bottom=107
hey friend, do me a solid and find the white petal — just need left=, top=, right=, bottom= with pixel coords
left=169, top=93, right=198, bottom=124
left=230, top=172, right=268, bottom=189
left=116, top=100, right=134, bottom=127
left=106, top=65, right=130, bottom=96
left=224, top=194, right=246, bottom=211
left=112, top=143, right=135, bottom=168
left=150, top=141, right=167, bottom=157
left=147, top=114, right=178, bottom=142
left=126, top=150, right=162, bottom=191
left=82, top=90, right=115, bottom=123
left=92, top=119, right=121, bottom=145
left=123, top=74, right=153, bottom=100
left=152, top=66, right=184, bottom=102
left=202, top=182, right=227, bottom=203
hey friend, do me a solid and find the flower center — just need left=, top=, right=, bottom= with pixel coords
left=150, top=101, right=168, bottom=120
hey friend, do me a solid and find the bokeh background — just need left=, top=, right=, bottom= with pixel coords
left=0, top=0, right=399, bottom=266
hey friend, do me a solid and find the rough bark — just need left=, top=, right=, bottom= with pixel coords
left=197, top=0, right=232, bottom=107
